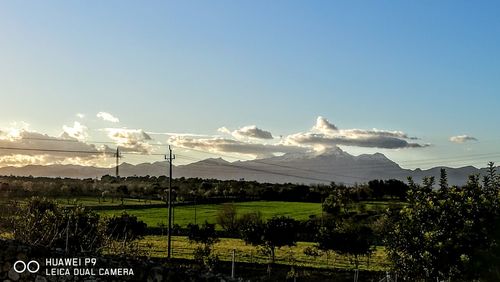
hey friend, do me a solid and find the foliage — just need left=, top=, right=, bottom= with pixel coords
left=215, top=203, right=238, bottom=234
left=316, top=219, right=375, bottom=268
left=187, top=222, right=219, bottom=246
left=384, top=167, right=500, bottom=280
left=368, top=179, right=409, bottom=200
left=8, top=197, right=105, bottom=255
left=240, top=215, right=299, bottom=263
left=187, top=222, right=220, bottom=270
left=322, top=190, right=350, bottom=216
left=105, top=212, right=147, bottom=241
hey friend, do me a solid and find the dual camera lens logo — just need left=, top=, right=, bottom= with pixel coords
left=13, top=260, right=40, bottom=274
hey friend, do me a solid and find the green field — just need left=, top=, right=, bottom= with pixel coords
left=136, top=235, right=389, bottom=271
left=54, top=197, right=165, bottom=206
left=98, top=201, right=323, bottom=228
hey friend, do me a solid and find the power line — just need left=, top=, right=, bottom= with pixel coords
left=0, top=146, right=112, bottom=155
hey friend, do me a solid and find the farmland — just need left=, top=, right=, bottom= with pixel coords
left=97, top=201, right=324, bottom=228
left=136, top=235, right=390, bottom=271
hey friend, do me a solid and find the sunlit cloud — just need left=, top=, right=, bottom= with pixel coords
left=285, top=116, right=427, bottom=150
left=104, top=128, right=153, bottom=154
left=97, top=112, right=120, bottom=123
left=169, top=116, right=428, bottom=159
left=62, top=121, right=88, bottom=141
left=170, top=136, right=306, bottom=159
left=218, top=125, right=274, bottom=140
left=0, top=128, right=113, bottom=167
left=313, top=116, right=338, bottom=133
left=449, top=135, right=478, bottom=143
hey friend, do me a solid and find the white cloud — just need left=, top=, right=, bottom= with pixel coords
left=97, top=112, right=120, bottom=123
left=76, top=113, right=85, bottom=119
left=449, top=135, right=478, bottom=143
left=170, top=136, right=306, bottom=158
left=104, top=128, right=152, bottom=154
left=313, top=116, right=338, bottom=133
left=170, top=116, right=428, bottom=158
left=218, top=125, right=274, bottom=140
left=285, top=117, right=427, bottom=150
left=62, top=121, right=88, bottom=141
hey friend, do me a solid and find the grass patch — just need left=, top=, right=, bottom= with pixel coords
left=98, top=201, right=324, bottom=228
left=54, top=197, right=164, bottom=206
left=137, top=235, right=389, bottom=271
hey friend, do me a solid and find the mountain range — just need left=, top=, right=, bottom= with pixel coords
left=0, top=148, right=490, bottom=186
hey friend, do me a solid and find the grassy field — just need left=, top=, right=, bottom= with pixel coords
left=137, top=235, right=389, bottom=271
left=96, top=200, right=402, bottom=228
left=53, top=197, right=165, bottom=206
left=98, top=201, right=324, bottom=228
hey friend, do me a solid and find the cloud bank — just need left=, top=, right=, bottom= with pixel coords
left=171, top=116, right=428, bottom=158
left=285, top=116, right=426, bottom=150
left=0, top=116, right=429, bottom=166
left=0, top=128, right=113, bottom=167
left=170, top=136, right=305, bottom=158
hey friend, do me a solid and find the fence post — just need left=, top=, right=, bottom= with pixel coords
left=231, top=249, right=236, bottom=278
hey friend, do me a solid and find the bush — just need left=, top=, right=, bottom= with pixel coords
left=215, top=203, right=238, bottom=235
left=187, top=222, right=220, bottom=271
left=106, top=212, right=147, bottom=241
left=8, top=197, right=105, bottom=255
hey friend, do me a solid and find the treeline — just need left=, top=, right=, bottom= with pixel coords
left=0, top=174, right=409, bottom=203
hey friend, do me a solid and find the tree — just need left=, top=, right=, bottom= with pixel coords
left=316, top=219, right=374, bottom=268
left=215, top=203, right=238, bottom=235
left=240, top=215, right=299, bottom=264
left=187, top=222, right=220, bottom=270
left=322, top=188, right=351, bottom=217
left=106, top=212, right=147, bottom=241
left=117, top=185, right=129, bottom=205
left=439, top=168, right=448, bottom=190
left=384, top=171, right=500, bottom=280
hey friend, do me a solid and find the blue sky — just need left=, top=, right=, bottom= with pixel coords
left=0, top=1, right=499, bottom=169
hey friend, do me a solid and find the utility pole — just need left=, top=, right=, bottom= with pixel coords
left=165, top=146, right=175, bottom=258
left=115, top=147, right=121, bottom=177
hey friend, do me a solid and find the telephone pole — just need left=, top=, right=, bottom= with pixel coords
left=115, top=147, right=121, bottom=177
left=166, top=146, right=175, bottom=258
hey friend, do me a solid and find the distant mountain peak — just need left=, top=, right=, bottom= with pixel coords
left=314, top=146, right=350, bottom=157
left=197, top=157, right=230, bottom=164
